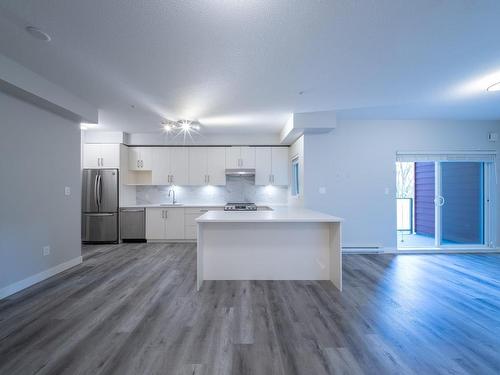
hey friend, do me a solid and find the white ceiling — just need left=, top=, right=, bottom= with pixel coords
left=1, top=0, right=500, bottom=134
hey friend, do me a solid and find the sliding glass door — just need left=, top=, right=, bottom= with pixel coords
left=438, top=162, right=485, bottom=246
left=396, top=152, right=493, bottom=250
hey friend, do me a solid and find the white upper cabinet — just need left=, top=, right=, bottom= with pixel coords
left=255, top=147, right=272, bottom=185
left=129, top=147, right=152, bottom=170
left=151, top=147, right=170, bottom=185
left=240, top=147, right=256, bottom=168
left=255, top=147, right=289, bottom=186
left=271, top=147, right=289, bottom=185
left=188, top=147, right=207, bottom=185
left=225, top=147, right=241, bottom=169
left=83, top=144, right=120, bottom=169
left=189, top=147, right=226, bottom=185
left=225, top=147, right=255, bottom=169
left=169, top=147, right=188, bottom=185
left=134, top=147, right=188, bottom=185
left=206, top=147, right=226, bottom=185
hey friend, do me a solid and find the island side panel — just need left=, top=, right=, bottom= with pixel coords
left=197, top=223, right=204, bottom=291
left=329, top=222, right=342, bottom=291
left=201, top=222, right=331, bottom=281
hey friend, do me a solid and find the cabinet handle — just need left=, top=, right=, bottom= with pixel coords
left=207, top=175, right=210, bottom=184
left=165, top=210, right=168, bottom=219
left=272, top=174, right=274, bottom=184
left=101, top=158, right=104, bottom=166
left=200, top=209, right=208, bottom=213
left=170, top=175, right=173, bottom=184
left=161, top=210, right=164, bottom=219
left=97, top=158, right=100, bottom=167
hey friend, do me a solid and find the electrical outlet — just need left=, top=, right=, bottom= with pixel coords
left=42, top=246, right=50, bottom=256
left=64, top=186, right=71, bottom=196
left=319, top=187, right=327, bottom=194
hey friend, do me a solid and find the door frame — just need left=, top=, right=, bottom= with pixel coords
left=396, top=151, right=496, bottom=250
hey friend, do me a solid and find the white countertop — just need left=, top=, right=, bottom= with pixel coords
left=120, top=203, right=275, bottom=209
left=120, top=203, right=226, bottom=209
left=196, top=206, right=343, bottom=223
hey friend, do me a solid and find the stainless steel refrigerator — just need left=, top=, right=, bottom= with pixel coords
left=82, top=169, right=119, bottom=243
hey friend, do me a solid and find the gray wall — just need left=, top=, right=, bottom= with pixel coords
left=0, top=91, right=82, bottom=290
left=303, top=119, right=500, bottom=249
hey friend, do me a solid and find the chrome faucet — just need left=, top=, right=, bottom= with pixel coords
left=168, top=188, right=176, bottom=204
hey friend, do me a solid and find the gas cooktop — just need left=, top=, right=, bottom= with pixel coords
left=224, top=202, right=257, bottom=211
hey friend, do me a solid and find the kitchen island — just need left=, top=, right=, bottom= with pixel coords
left=196, top=207, right=343, bottom=291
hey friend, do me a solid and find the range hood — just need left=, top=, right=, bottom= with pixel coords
left=225, top=168, right=256, bottom=176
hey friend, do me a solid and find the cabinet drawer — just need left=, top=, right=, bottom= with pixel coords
left=184, top=207, right=212, bottom=215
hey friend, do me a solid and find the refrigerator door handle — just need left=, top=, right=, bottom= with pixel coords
left=86, top=213, right=115, bottom=216
left=94, top=174, right=99, bottom=209
left=97, top=174, right=102, bottom=208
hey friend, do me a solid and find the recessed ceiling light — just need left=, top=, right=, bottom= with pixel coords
left=25, top=26, right=51, bottom=42
left=486, top=82, right=500, bottom=92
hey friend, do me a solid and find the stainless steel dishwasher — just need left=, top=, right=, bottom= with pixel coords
left=120, top=208, right=146, bottom=242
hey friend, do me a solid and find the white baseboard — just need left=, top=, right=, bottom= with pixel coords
left=0, top=256, right=83, bottom=300
left=342, top=247, right=500, bottom=255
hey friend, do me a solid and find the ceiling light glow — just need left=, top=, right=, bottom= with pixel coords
left=454, top=70, right=500, bottom=96
left=25, top=26, right=51, bottom=42
left=80, top=122, right=98, bottom=130
left=487, top=82, right=500, bottom=92
left=161, top=119, right=201, bottom=135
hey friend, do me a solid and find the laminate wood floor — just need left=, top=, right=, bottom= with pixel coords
left=1, top=243, right=499, bottom=375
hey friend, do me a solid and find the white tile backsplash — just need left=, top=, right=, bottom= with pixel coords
left=136, top=176, right=288, bottom=205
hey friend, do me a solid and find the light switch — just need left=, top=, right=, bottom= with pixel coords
left=384, top=187, right=390, bottom=195
left=319, top=187, right=327, bottom=194
left=65, top=186, right=71, bottom=196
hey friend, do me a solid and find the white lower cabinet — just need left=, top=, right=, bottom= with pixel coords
left=184, top=207, right=223, bottom=240
left=146, top=207, right=185, bottom=240
left=146, top=206, right=223, bottom=241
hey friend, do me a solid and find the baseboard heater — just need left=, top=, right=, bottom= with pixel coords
left=343, top=246, right=381, bottom=249
left=342, top=245, right=384, bottom=254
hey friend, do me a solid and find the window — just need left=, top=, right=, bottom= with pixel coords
left=291, top=156, right=300, bottom=196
